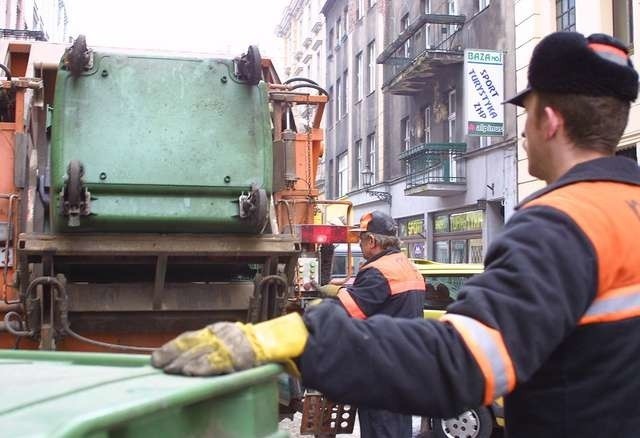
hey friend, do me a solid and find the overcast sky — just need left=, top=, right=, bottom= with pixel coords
left=66, top=0, right=290, bottom=62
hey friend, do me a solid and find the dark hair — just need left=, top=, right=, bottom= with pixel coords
left=370, top=233, right=400, bottom=250
left=536, top=91, right=630, bottom=154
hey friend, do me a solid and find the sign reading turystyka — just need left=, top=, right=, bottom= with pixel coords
left=464, top=49, right=504, bottom=136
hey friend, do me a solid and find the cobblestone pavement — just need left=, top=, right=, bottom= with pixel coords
left=279, top=414, right=425, bottom=437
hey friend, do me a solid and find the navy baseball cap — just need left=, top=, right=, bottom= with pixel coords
left=354, top=211, right=397, bottom=236
left=506, top=32, right=639, bottom=107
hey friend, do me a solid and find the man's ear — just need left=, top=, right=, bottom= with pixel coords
left=543, top=106, right=563, bottom=140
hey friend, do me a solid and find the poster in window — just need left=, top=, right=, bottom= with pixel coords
left=411, top=242, right=425, bottom=259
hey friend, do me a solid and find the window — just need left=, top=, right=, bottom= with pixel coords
left=336, top=18, right=342, bottom=42
left=433, top=210, right=484, bottom=263
left=401, top=13, right=411, bottom=58
left=401, top=117, right=411, bottom=151
left=446, top=0, right=458, bottom=36
left=423, top=0, right=432, bottom=49
left=367, top=40, right=376, bottom=94
left=556, top=0, right=576, bottom=32
left=368, top=0, right=376, bottom=8
left=424, top=106, right=431, bottom=143
left=613, top=0, right=634, bottom=49
left=479, top=136, right=493, bottom=148
left=475, top=0, right=490, bottom=13
left=448, top=89, right=456, bottom=142
left=328, top=159, right=334, bottom=198
left=338, top=152, right=348, bottom=196
left=355, top=52, right=363, bottom=101
left=341, top=70, right=348, bottom=117
left=343, top=6, right=349, bottom=35
left=335, top=78, right=342, bottom=119
left=328, top=86, right=334, bottom=126
left=328, top=28, right=334, bottom=53
left=367, top=133, right=377, bottom=185
left=357, top=0, right=365, bottom=19
left=398, top=216, right=426, bottom=258
left=354, top=140, right=363, bottom=188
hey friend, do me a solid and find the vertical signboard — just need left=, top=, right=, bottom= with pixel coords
left=464, top=49, right=504, bottom=136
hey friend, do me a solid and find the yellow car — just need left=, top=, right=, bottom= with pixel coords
left=413, top=259, right=504, bottom=438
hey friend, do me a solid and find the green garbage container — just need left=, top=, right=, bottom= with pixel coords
left=50, top=50, right=273, bottom=233
left=0, top=349, right=287, bottom=437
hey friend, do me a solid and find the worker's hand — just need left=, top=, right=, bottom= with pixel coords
left=151, top=313, right=309, bottom=377
left=305, top=280, right=343, bottom=297
left=318, top=283, right=342, bottom=297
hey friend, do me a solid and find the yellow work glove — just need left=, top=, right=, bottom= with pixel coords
left=150, top=312, right=309, bottom=377
left=317, top=283, right=342, bottom=297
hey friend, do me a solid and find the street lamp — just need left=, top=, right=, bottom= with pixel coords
left=361, top=166, right=392, bottom=204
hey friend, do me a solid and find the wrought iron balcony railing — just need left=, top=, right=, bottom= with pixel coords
left=400, top=143, right=467, bottom=190
left=377, top=13, right=466, bottom=94
left=0, top=29, right=47, bottom=41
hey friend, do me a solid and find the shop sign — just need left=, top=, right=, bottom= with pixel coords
left=450, top=210, right=483, bottom=232
left=399, top=217, right=424, bottom=237
left=464, top=49, right=504, bottom=137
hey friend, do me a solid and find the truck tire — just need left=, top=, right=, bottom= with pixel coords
left=432, top=407, right=493, bottom=438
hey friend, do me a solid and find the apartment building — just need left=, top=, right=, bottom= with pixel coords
left=321, top=0, right=385, bottom=221
left=0, top=0, right=69, bottom=42
left=370, top=0, right=518, bottom=263
left=515, top=0, right=639, bottom=200
left=319, top=0, right=517, bottom=262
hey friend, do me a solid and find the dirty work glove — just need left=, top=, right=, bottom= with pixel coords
left=151, top=313, right=308, bottom=377
left=308, top=281, right=343, bottom=297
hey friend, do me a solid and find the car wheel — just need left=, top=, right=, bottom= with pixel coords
left=432, top=407, right=493, bottom=438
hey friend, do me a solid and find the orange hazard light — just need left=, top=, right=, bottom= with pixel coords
left=297, top=225, right=360, bottom=244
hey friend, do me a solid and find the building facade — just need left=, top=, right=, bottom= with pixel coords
left=321, top=0, right=517, bottom=263
left=0, top=0, right=69, bottom=42
left=321, top=0, right=385, bottom=223
left=515, top=0, right=639, bottom=200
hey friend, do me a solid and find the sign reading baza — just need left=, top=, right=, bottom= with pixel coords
left=464, top=49, right=504, bottom=136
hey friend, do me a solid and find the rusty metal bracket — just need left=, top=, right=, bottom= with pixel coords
left=300, top=392, right=356, bottom=435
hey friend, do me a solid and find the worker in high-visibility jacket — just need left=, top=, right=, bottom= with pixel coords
left=152, top=32, right=640, bottom=437
left=316, top=210, right=425, bottom=438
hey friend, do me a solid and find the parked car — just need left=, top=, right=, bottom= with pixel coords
left=413, top=259, right=504, bottom=438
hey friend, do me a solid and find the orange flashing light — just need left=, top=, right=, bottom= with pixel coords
left=298, top=224, right=360, bottom=244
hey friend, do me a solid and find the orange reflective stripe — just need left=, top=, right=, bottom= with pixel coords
left=388, top=279, right=428, bottom=295
left=361, top=253, right=426, bottom=295
left=579, top=284, right=640, bottom=325
left=523, top=182, right=640, bottom=299
left=337, top=289, right=367, bottom=319
left=442, top=314, right=516, bottom=405
left=588, top=43, right=628, bottom=59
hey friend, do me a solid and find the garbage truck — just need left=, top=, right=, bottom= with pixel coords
left=0, top=36, right=360, bottom=434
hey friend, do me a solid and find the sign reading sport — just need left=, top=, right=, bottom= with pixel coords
left=464, top=49, right=504, bottom=136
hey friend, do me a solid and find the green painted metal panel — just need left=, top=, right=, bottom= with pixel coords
left=50, top=51, right=273, bottom=233
left=0, top=349, right=287, bottom=438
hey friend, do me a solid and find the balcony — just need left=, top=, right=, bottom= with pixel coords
left=377, top=13, right=466, bottom=95
left=311, top=20, right=323, bottom=34
left=0, top=28, right=47, bottom=41
left=400, top=143, right=467, bottom=196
